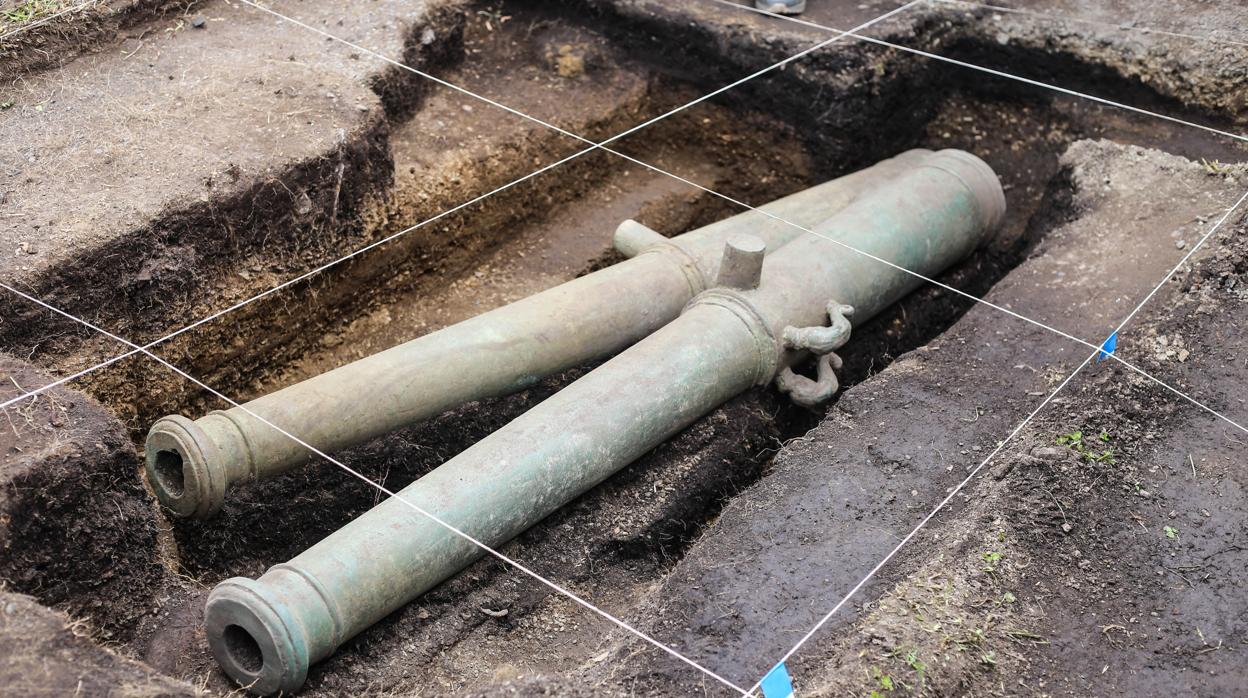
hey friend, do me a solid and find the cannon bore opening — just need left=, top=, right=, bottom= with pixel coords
left=223, top=625, right=265, bottom=676
left=152, top=450, right=186, bottom=499
left=1, top=0, right=1242, bottom=696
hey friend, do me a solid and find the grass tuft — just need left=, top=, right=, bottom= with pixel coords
left=1, top=0, right=78, bottom=33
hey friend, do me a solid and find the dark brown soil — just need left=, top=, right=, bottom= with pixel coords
left=1009, top=189, right=1248, bottom=696
left=0, top=0, right=204, bottom=76
left=0, top=355, right=167, bottom=646
left=0, top=592, right=199, bottom=696
left=2, top=0, right=1247, bottom=696
left=565, top=142, right=1248, bottom=697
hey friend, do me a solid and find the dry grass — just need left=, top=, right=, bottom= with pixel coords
left=0, top=0, right=109, bottom=77
left=0, top=0, right=85, bottom=34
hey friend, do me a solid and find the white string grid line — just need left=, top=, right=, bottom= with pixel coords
left=710, top=0, right=1248, bottom=145
left=0, top=0, right=102, bottom=42
left=927, top=0, right=1248, bottom=49
left=9, top=11, right=1248, bottom=624
left=0, top=4, right=930, bottom=692
left=9, top=0, right=1248, bottom=569
left=0, top=279, right=752, bottom=697
left=739, top=200, right=1248, bottom=693
left=238, top=0, right=1248, bottom=441
left=0, top=1, right=1244, bottom=692
left=0, top=0, right=922, bottom=412
left=11, top=0, right=1243, bottom=450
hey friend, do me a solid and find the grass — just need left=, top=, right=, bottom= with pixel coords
left=904, top=648, right=926, bottom=678
left=0, top=0, right=80, bottom=33
left=980, top=550, right=1003, bottom=574
left=2, top=0, right=59, bottom=24
left=850, top=535, right=1034, bottom=696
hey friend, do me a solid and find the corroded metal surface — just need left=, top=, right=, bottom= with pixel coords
left=202, top=150, right=1004, bottom=694
left=144, top=150, right=935, bottom=518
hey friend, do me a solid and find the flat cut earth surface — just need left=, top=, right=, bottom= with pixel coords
left=581, top=141, right=1248, bottom=697
left=1, top=0, right=1248, bottom=696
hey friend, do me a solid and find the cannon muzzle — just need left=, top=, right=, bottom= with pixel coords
left=203, top=150, right=1004, bottom=694
left=145, top=149, right=937, bottom=518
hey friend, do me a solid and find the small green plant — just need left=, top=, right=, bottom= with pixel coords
left=1089, top=447, right=1116, bottom=463
left=981, top=550, right=1003, bottom=572
left=1164, top=525, right=1179, bottom=540
left=869, top=666, right=895, bottom=693
left=979, top=650, right=997, bottom=667
left=1057, top=429, right=1116, bottom=464
left=905, top=648, right=926, bottom=681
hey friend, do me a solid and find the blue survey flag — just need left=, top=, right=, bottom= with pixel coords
left=1097, top=331, right=1118, bottom=362
left=760, top=662, right=795, bottom=698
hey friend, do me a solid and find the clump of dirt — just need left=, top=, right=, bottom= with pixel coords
left=0, top=0, right=472, bottom=409
left=0, top=591, right=201, bottom=697
left=929, top=2, right=1248, bottom=126
left=0, top=355, right=168, bottom=645
left=804, top=519, right=1039, bottom=697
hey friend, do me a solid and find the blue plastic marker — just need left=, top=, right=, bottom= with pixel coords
left=1097, top=331, right=1118, bottom=362
left=761, top=662, right=796, bottom=698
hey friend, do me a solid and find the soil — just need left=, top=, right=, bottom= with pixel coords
left=1, top=0, right=1247, bottom=696
left=793, top=155, right=1248, bottom=698
left=0, top=0, right=202, bottom=76
left=0, top=355, right=166, bottom=646
left=0, top=592, right=198, bottom=696
left=566, top=141, right=1248, bottom=696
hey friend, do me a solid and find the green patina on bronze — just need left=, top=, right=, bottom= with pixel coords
left=200, top=150, right=1004, bottom=695
left=144, top=149, right=936, bottom=519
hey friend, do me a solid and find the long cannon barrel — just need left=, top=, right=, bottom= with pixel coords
left=146, top=149, right=937, bottom=518
left=203, top=150, right=1004, bottom=694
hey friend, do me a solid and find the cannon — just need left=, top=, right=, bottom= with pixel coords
left=200, top=150, right=1004, bottom=694
left=144, top=149, right=937, bottom=518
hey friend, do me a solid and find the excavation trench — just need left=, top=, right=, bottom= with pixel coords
left=2, top=1, right=1245, bottom=695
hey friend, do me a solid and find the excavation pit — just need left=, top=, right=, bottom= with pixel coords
left=1, top=0, right=1246, bottom=695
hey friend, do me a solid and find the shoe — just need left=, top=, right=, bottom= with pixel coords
left=755, top=0, right=805, bottom=15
